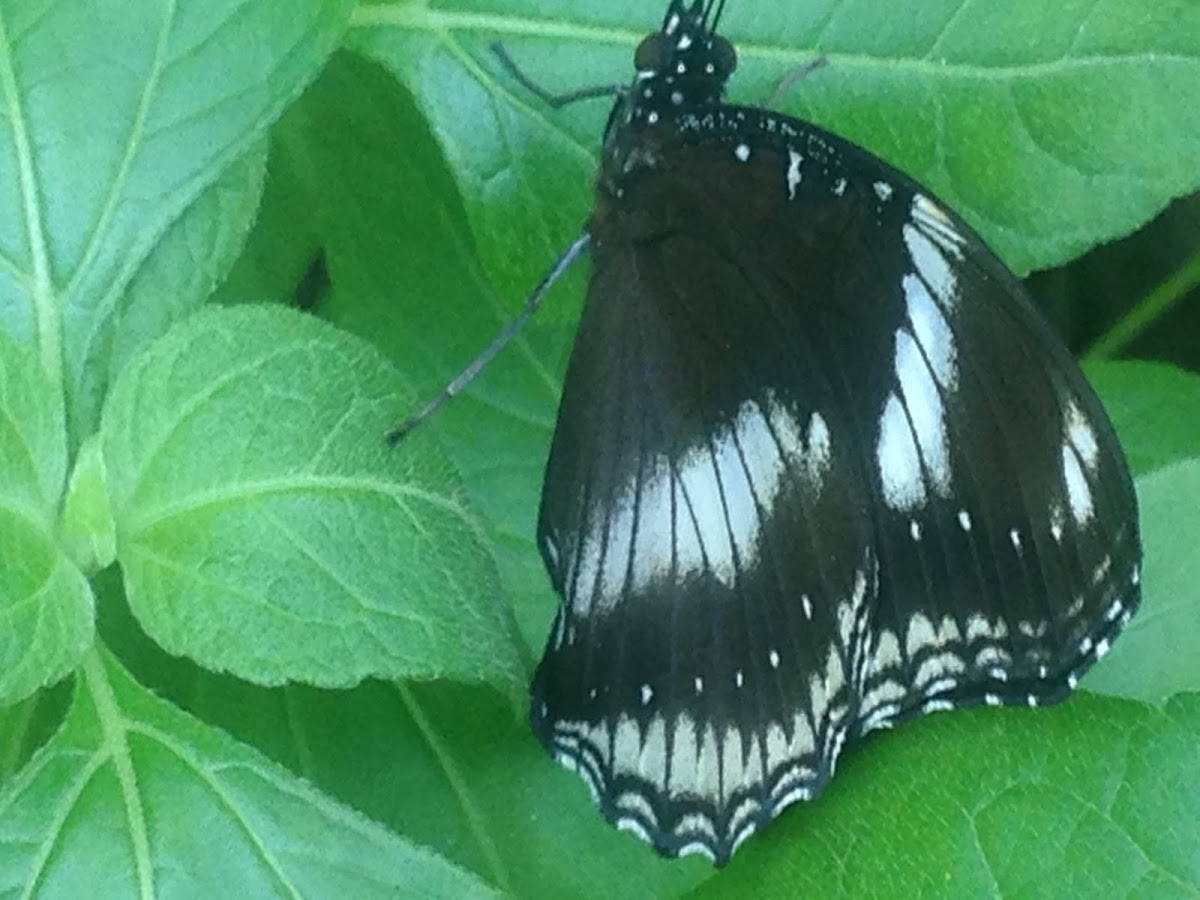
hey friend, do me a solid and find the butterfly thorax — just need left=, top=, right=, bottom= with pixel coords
left=596, top=1, right=736, bottom=202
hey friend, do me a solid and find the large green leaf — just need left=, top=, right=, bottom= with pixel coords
left=91, top=304, right=523, bottom=693
left=0, top=332, right=92, bottom=705
left=691, top=693, right=1200, bottom=898
left=0, top=0, right=356, bottom=439
left=0, top=649, right=497, bottom=898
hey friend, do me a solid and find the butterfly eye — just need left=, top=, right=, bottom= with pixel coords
left=634, top=33, right=673, bottom=72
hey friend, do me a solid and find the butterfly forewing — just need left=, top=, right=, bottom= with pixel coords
left=527, top=0, right=1139, bottom=866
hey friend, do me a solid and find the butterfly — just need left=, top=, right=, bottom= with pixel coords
left=483, top=0, right=1144, bottom=866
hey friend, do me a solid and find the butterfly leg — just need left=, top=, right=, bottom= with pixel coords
left=491, top=42, right=627, bottom=109
left=765, top=55, right=828, bottom=108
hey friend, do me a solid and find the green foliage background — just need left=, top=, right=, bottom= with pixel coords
left=0, top=0, right=1198, bottom=897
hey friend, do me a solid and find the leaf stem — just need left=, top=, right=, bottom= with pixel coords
left=1084, top=248, right=1200, bottom=360
left=82, top=649, right=156, bottom=900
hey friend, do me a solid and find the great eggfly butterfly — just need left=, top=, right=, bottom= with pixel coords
left=432, top=0, right=1141, bottom=866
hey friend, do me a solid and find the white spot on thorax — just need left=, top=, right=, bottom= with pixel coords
left=677, top=33, right=693, bottom=50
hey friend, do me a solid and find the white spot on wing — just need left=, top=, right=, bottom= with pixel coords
left=902, top=274, right=957, bottom=390
left=1065, top=399, right=1099, bottom=469
left=894, top=327, right=952, bottom=495
left=786, top=149, right=803, bottom=199
left=873, top=181, right=893, bottom=201
left=905, top=612, right=937, bottom=658
left=911, top=194, right=966, bottom=257
left=903, top=223, right=960, bottom=310
left=669, top=713, right=699, bottom=796
left=877, top=392, right=926, bottom=511
left=734, top=143, right=751, bottom=162
left=1062, top=444, right=1094, bottom=525
left=805, top=413, right=832, bottom=486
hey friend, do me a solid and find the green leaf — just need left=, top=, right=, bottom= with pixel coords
left=0, top=332, right=93, bottom=706
left=276, top=51, right=568, bottom=656
left=0, top=0, right=356, bottom=440
left=1084, top=360, right=1200, bottom=475
left=348, top=0, right=1200, bottom=275
left=689, top=693, right=1200, bottom=897
left=105, top=141, right=270, bottom=387
left=58, top=434, right=117, bottom=576
left=0, top=649, right=498, bottom=899
left=99, top=304, right=524, bottom=692
left=1084, top=460, right=1200, bottom=705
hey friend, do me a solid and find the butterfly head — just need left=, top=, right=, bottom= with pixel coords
left=628, top=0, right=737, bottom=118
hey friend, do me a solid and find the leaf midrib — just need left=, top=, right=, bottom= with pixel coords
left=350, top=6, right=1198, bottom=77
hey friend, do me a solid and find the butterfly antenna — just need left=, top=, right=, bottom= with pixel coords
left=386, top=232, right=592, bottom=445
left=707, top=0, right=728, bottom=32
